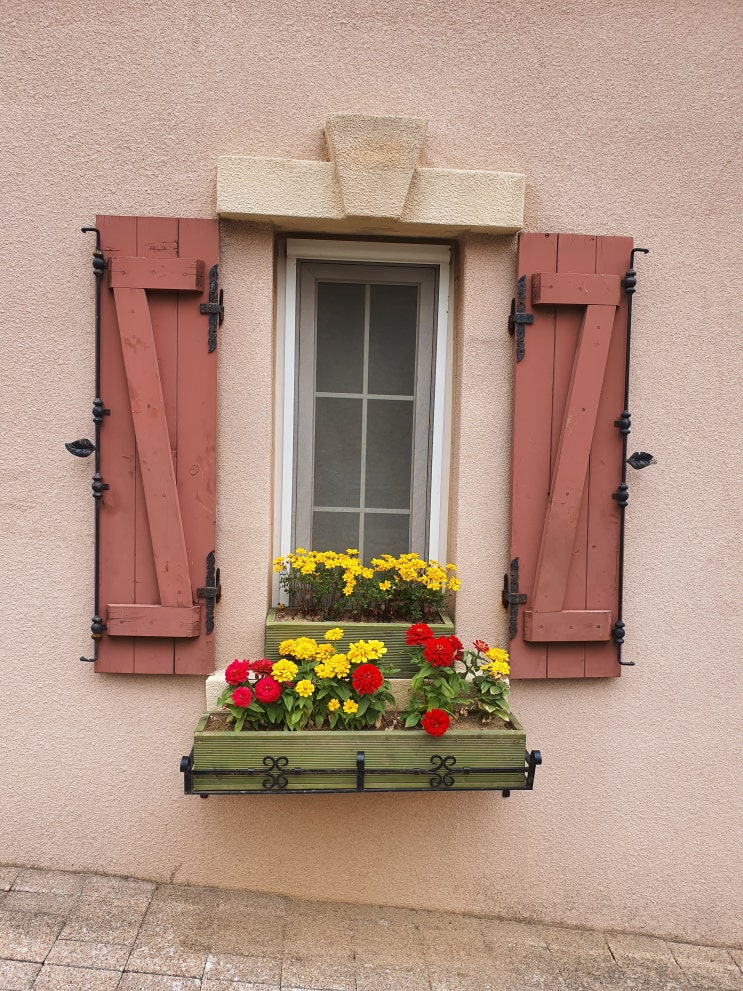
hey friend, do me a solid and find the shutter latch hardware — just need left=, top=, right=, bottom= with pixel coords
left=199, top=264, right=224, bottom=353
left=508, top=275, right=534, bottom=363
left=197, top=550, right=221, bottom=634
left=502, top=557, right=527, bottom=640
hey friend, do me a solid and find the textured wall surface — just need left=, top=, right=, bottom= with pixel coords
left=1, top=0, right=741, bottom=947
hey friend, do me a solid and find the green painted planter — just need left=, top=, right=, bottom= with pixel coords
left=181, top=712, right=541, bottom=795
left=264, top=608, right=455, bottom=678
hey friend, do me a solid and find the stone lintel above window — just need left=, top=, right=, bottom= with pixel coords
left=217, top=114, right=525, bottom=236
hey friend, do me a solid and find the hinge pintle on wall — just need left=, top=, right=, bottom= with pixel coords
left=197, top=550, right=222, bottom=634
left=502, top=557, right=527, bottom=640
left=199, top=264, right=224, bottom=353
left=508, top=275, right=534, bottom=362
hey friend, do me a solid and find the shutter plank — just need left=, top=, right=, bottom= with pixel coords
left=542, top=234, right=598, bottom=677
left=585, top=235, right=633, bottom=677
left=108, top=604, right=201, bottom=637
left=96, top=216, right=138, bottom=674
left=508, top=233, right=557, bottom=679
left=532, top=302, right=616, bottom=610
left=173, top=218, right=219, bottom=675
left=113, top=286, right=192, bottom=607
left=131, top=217, right=180, bottom=673
left=533, top=272, right=620, bottom=306
left=109, top=256, right=204, bottom=291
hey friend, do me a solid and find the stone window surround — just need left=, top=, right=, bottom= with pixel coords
left=217, top=114, right=525, bottom=236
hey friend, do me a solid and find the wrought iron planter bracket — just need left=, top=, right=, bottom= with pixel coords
left=180, top=748, right=542, bottom=797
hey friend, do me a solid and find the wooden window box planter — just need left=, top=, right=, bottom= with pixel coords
left=265, top=607, right=455, bottom=678
left=180, top=712, right=541, bottom=796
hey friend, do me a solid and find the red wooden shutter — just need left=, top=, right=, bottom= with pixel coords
left=508, top=232, right=632, bottom=679
left=95, top=216, right=219, bottom=675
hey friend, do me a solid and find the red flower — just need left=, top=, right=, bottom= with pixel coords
left=473, top=639, right=490, bottom=653
left=249, top=659, right=275, bottom=675
left=448, top=635, right=464, bottom=660
left=423, top=636, right=455, bottom=667
left=422, top=708, right=450, bottom=737
left=231, top=686, right=253, bottom=707
left=254, top=676, right=282, bottom=703
left=406, top=623, right=433, bottom=645
left=225, top=660, right=250, bottom=685
left=351, top=663, right=383, bottom=695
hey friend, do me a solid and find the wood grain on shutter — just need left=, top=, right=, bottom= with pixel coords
left=94, top=216, right=218, bottom=675
left=508, top=232, right=632, bottom=679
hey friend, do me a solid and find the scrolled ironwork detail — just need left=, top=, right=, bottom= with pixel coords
left=66, top=438, right=95, bottom=458
left=429, top=754, right=456, bottom=789
left=627, top=451, right=655, bottom=470
left=262, top=755, right=289, bottom=790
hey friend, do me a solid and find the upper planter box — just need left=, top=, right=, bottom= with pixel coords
left=265, top=608, right=454, bottom=678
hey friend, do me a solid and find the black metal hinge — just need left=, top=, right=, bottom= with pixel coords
left=502, top=557, right=527, bottom=640
left=199, top=264, right=224, bottom=353
left=197, top=550, right=221, bottom=634
left=508, top=275, right=534, bottom=362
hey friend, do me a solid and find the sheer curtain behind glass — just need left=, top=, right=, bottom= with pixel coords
left=294, top=263, right=437, bottom=564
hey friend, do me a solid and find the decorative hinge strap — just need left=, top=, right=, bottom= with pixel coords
left=508, top=275, right=534, bottom=363
left=196, top=550, right=221, bottom=634
left=199, top=264, right=224, bottom=353
left=502, top=557, right=527, bottom=640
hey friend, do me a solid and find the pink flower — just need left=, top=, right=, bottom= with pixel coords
left=254, top=676, right=282, bottom=703
left=423, top=636, right=455, bottom=667
left=231, top=686, right=253, bottom=707
left=225, top=660, right=250, bottom=685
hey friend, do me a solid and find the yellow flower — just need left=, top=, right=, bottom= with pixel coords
left=379, top=580, right=392, bottom=591
left=330, top=654, right=351, bottom=678
left=343, top=699, right=359, bottom=714
left=449, top=578, right=461, bottom=591
left=295, top=679, right=315, bottom=697
left=480, top=659, right=510, bottom=677
left=314, top=642, right=335, bottom=660
left=345, top=548, right=359, bottom=555
left=271, top=659, right=298, bottom=683
left=313, top=662, right=335, bottom=679
left=324, top=628, right=344, bottom=641
left=284, top=637, right=320, bottom=660
left=486, top=647, right=509, bottom=664
left=327, top=698, right=340, bottom=712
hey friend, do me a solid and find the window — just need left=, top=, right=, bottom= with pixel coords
left=276, top=240, right=452, bottom=572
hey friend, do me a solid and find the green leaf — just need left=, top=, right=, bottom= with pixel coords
left=356, top=695, right=371, bottom=717
left=405, top=712, right=422, bottom=727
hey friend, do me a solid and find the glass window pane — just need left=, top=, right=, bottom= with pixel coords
left=313, top=511, right=360, bottom=553
left=313, top=397, right=362, bottom=507
left=316, top=282, right=365, bottom=393
left=365, top=399, right=413, bottom=510
left=368, top=283, right=418, bottom=395
left=364, top=513, right=410, bottom=563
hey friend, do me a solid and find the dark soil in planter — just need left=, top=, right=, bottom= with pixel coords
left=203, top=711, right=514, bottom=733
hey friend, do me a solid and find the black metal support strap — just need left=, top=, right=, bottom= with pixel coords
left=199, top=264, right=224, bottom=353
left=196, top=551, right=221, bottom=634
left=612, top=247, right=651, bottom=667
left=502, top=557, right=527, bottom=640
left=508, top=275, right=534, bottom=362
left=67, top=228, right=110, bottom=663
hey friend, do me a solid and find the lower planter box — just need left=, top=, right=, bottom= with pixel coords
left=181, top=712, right=541, bottom=796
left=264, top=608, right=455, bottom=678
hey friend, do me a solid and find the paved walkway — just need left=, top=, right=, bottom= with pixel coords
left=0, top=866, right=739, bottom=991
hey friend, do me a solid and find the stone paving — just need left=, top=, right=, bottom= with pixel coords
left=0, top=865, right=740, bottom=991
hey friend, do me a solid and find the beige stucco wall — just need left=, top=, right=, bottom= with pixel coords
left=1, top=0, right=741, bottom=947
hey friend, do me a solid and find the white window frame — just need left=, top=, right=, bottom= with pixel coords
left=273, top=238, right=453, bottom=600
